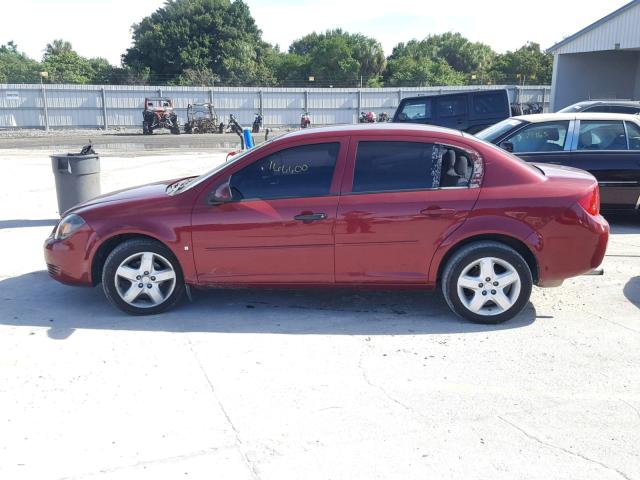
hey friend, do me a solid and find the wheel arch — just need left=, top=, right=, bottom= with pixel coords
left=91, top=233, right=170, bottom=286
left=434, top=233, right=539, bottom=286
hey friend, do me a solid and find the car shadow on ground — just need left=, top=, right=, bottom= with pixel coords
left=0, top=219, right=58, bottom=230
left=623, top=276, right=640, bottom=309
left=0, top=271, right=537, bottom=339
left=607, top=215, right=640, bottom=234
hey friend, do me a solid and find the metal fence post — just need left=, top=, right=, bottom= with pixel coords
left=304, top=90, right=309, bottom=113
left=398, top=88, right=402, bottom=105
left=101, top=87, right=108, bottom=130
left=259, top=90, right=264, bottom=125
left=357, top=89, right=362, bottom=124
left=41, top=84, right=49, bottom=132
left=209, top=88, right=214, bottom=105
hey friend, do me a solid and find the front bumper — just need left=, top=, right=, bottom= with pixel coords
left=43, top=226, right=95, bottom=286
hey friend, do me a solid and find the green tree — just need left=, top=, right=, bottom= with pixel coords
left=42, top=39, right=113, bottom=84
left=0, top=41, right=42, bottom=83
left=123, top=0, right=276, bottom=85
left=286, top=29, right=386, bottom=87
left=385, top=40, right=466, bottom=86
left=491, top=42, right=553, bottom=84
left=422, top=33, right=495, bottom=77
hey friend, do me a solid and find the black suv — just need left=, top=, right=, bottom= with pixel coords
left=558, top=100, right=640, bottom=114
left=392, top=89, right=510, bottom=134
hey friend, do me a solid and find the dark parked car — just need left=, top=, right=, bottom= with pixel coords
left=558, top=100, right=640, bottom=114
left=392, top=90, right=510, bottom=134
left=45, top=124, right=608, bottom=324
left=477, top=113, right=640, bottom=214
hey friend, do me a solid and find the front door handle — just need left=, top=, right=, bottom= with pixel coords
left=294, top=212, right=327, bottom=223
left=420, top=207, right=456, bottom=217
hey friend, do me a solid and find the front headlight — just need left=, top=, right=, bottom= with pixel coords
left=53, top=214, right=86, bottom=240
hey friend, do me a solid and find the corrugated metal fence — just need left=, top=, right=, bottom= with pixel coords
left=0, top=84, right=551, bottom=130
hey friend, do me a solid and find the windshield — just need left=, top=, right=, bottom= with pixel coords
left=475, top=118, right=524, bottom=142
left=169, top=138, right=277, bottom=195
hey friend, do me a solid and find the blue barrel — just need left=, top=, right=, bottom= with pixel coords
left=242, top=128, right=254, bottom=149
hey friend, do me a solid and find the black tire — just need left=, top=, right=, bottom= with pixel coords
left=102, top=239, right=185, bottom=315
left=170, top=126, right=181, bottom=135
left=441, top=241, right=532, bottom=324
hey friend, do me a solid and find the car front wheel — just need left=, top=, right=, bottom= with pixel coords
left=102, top=239, right=185, bottom=315
left=442, top=241, right=533, bottom=324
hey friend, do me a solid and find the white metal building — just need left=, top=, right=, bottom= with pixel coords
left=548, top=0, right=640, bottom=111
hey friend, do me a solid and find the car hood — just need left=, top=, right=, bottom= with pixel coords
left=65, top=179, right=178, bottom=214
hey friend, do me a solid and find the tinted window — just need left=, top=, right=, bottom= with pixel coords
left=353, top=142, right=473, bottom=192
left=397, top=98, right=432, bottom=122
left=472, top=92, right=505, bottom=115
left=436, top=96, right=467, bottom=117
left=353, top=141, right=437, bottom=192
left=505, top=121, right=569, bottom=153
left=608, top=105, right=640, bottom=114
left=577, top=121, right=627, bottom=150
left=625, top=121, right=640, bottom=150
left=229, top=143, right=339, bottom=200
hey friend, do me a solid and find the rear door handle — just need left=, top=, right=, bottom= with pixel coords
left=420, top=207, right=456, bottom=217
left=294, top=212, right=327, bottom=223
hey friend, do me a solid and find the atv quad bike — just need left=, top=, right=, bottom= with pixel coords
left=142, top=97, right=180, bottom=135
left=184, top=103, right=219, bottom=134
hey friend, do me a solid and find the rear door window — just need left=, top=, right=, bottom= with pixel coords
left=577, top=121, right=627, bottom=150
left=505, top=121, right=569, bottom=153
left=472, top=92, right=506, bottom=115
left=625, top=121, right=640, bottom=150
left=229, top=142, right=339, bottom=200
left=396, top=98, right=432, bottom=122
left=352, top=141, right=474, bottom=193
left=436, top=96, right=467, bottom=118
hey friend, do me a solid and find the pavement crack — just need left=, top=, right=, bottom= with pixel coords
left=498, top=416, right=632, bottom=480
left=621, top=400, right=640, bottom=422
left=185, top=336, right=261, bottom=480
left=357, top=348, right=428, bottom=421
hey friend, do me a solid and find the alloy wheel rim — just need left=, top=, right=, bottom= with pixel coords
left=114, top=252, right=176, bottom=308
left=456, top=257, right=521, bottom=316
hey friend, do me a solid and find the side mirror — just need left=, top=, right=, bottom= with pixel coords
left=499, top=141, right=514, bottom=153
left=207, top=180, right=232, bottom=205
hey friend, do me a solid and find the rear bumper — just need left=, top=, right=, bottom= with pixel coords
left=530, top=206, right=609, bottom=287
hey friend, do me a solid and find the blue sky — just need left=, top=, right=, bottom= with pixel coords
left=1, top=0, right=631, bottom=64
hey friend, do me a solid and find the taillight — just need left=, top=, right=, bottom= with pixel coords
left=578, top=185, right=600, bottom=216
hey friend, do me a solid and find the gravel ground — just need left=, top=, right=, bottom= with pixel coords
left=0, top=139, right=639, bottom=480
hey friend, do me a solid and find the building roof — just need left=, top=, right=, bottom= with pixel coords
left=547, top=0, right=640, bottom=54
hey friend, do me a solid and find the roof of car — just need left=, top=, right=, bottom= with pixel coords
left=281, top=123, right=464, bottom=139
left=570, top=100, right=640, bottom=106
left=513, top=112, right=640, bottom=122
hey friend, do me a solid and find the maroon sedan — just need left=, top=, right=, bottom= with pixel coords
left=44, top=124, right=608, bottom=324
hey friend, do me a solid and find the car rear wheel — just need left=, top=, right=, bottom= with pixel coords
left=442, top=241, right=532, bottom=324
left=102, top=239, right=185, bottom=315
